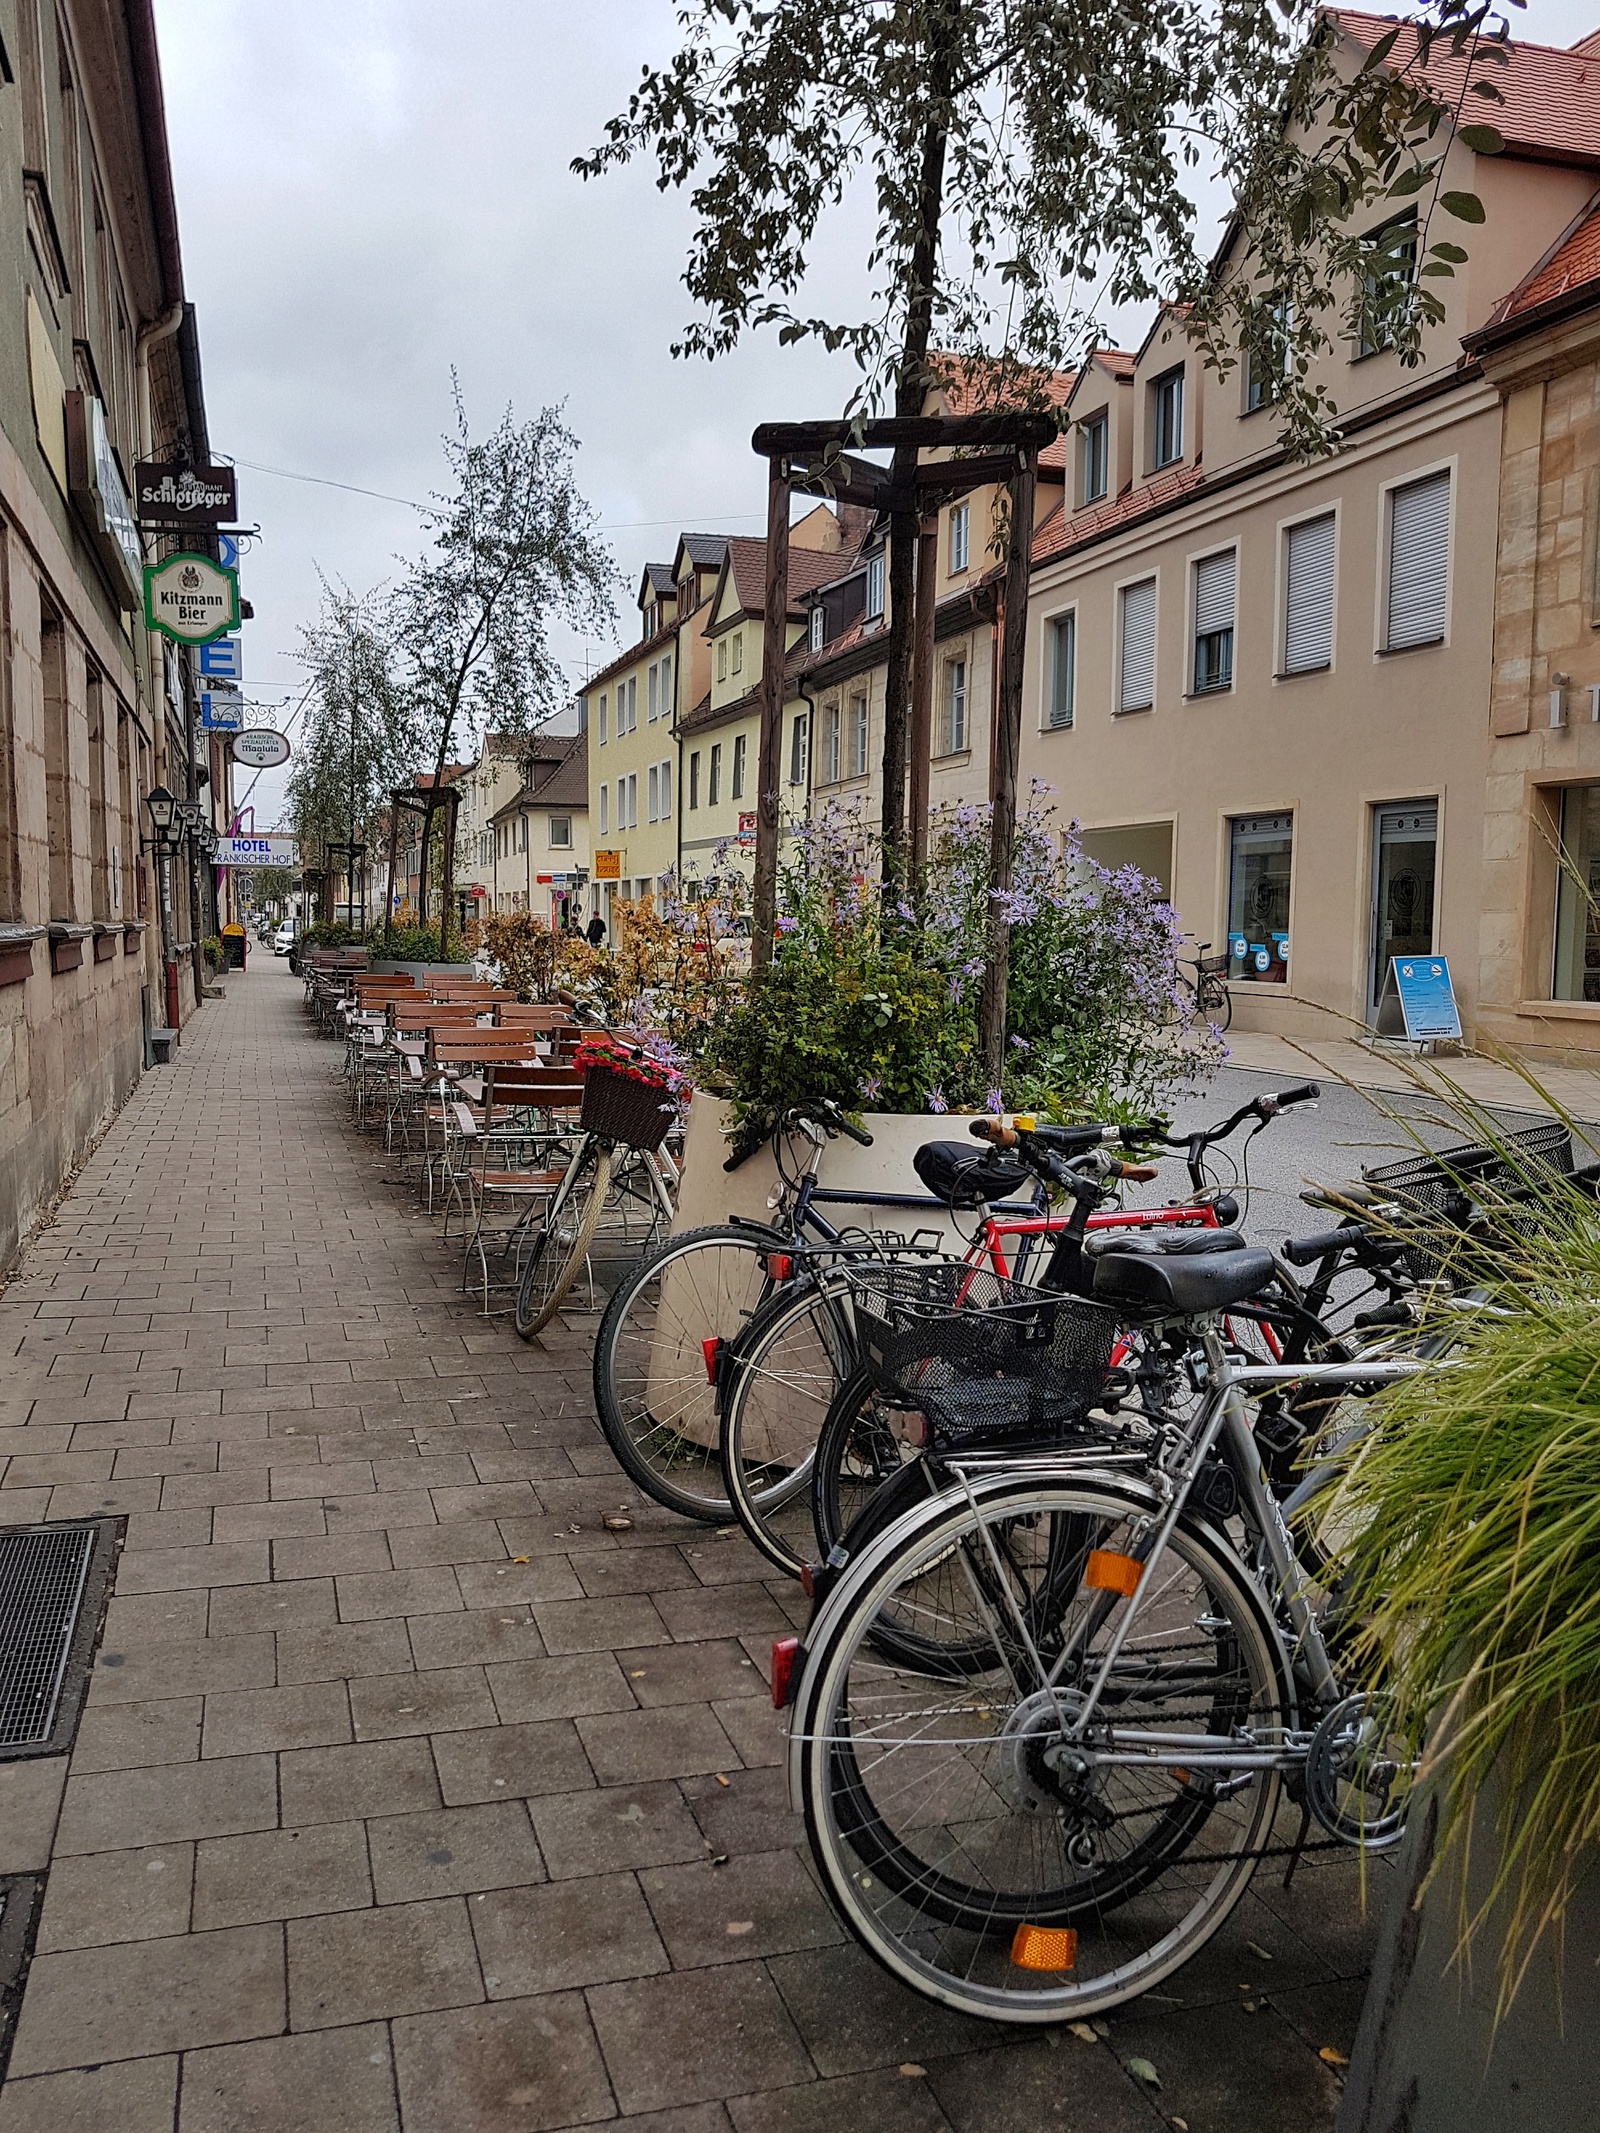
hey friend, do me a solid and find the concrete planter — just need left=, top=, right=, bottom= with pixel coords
left=1338, top=1776, right=1600, bottom=2131
left=672, top=1090, right=986, bottom=1251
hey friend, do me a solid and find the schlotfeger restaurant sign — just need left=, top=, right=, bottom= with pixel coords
left=134, top=461, right=238, bottom=527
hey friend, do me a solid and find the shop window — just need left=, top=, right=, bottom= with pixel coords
left=1553, top=784, right=1600, bottom=1003
left=87, top=668, right=108, bottom=919
left=1226, top=812, right=1292, bottom=984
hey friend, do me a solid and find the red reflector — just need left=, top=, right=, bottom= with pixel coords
left=799, top=1564, right=815, bottom=1599
left=766, top=1254, right=793, bottom=1281
left=771, top=1636, right=799, bottom=1708
left=702, top=1337, right=720, bottom=1384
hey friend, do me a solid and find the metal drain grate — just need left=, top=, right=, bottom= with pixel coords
left=0, top=1525, right=97, bottom=1749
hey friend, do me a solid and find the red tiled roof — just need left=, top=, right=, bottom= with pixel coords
left=1495, top=200, right=1600, bottom=319
left=721, top=535, right=852, bottom=620
left=1030, top=463, right=1206, bottom=565
left=929, top=353, right=1078, bottom=417
left=1091, top=350, right=1135, bottom=377
left=1333, top=10, right=1600, bottom=168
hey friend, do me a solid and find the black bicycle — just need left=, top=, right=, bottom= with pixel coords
left=1176, top=941, right=1232, bottom=1031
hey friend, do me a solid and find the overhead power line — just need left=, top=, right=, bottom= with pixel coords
left=230, top=456, right=765, bottom=532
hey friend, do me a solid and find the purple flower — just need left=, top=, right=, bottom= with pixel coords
left=860, top=1076, right=883, bottom=1103
left=1010, top=1034, right=1029, bottom=1051
left=985, top=1086, right=1003, bottom=1115
left=926, top=1088, right=949, bottom=1115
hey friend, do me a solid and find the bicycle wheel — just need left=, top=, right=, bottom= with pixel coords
left=794, top=1473, right=1288, bottom=2022
left=591, top=1224, right=783, bottom=1520
left=1201, top=976, right=1233, bottom=1032
left=719, top=1276, right=860, bottom=1577
left=514, top=1144, right=613, bottom=1338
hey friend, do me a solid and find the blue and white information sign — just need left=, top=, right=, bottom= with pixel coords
left=201, top=686, right=244, bottom=731
left=199, top=634, right=243, bottom=680
left=1390, top=956, right=1462, bottom=1042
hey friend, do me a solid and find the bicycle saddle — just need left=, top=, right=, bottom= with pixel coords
left=1088, top=1228, right=1276, bottom=1313
left=912, top=1140, right=1030, bottom=1210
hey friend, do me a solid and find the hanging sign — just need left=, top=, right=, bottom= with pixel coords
left=1389, top=956, right=1462, bottom=1042
left=133, top=461, right=237, bottom=527
left=215, top=835, right=299, bottom=868
left=143, top=554, right=240, bottom=645
left=201, top=685, right=245, bottom=732
left=738, top=811, right=757, bottom=846
left=198, top=634, right=243, bottom=679
left=66, top=392, right=141, bottom=606
left=232, top=729, right=291, bottom=768
left=593, top=850, right=621, bottom=881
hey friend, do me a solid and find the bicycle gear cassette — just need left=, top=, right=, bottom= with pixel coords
left=1305, top=1693, right=1411, bottom=1850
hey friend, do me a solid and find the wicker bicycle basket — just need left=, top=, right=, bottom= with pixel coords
left=579, top=1060, right=676, bottom=1152
left=1361, top=1120, right=1574, bottom=1286
left=845, top=1260, right=1119, bottom=1447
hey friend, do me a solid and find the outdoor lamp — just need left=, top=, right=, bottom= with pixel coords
left=144, top=786, right=177, bottom=840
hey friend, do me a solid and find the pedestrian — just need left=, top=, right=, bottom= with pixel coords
left=586, top=912, right=607, bottom=950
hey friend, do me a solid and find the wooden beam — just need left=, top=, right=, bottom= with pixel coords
left=753, top=413, right=1057, bottom=457
left=787, top=450, right=894, bottom=508
left=915, top=451, right=1026, bottom=496
left=908, top=517, right=938, bottom=874
left=978, top=455, right=1037, bottom=1082
left=751, top=456, right=791, bottom=974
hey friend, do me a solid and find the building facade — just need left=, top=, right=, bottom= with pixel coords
left=1017, top=13, right=1600, bottom=1045
left=0, top=0, right=217, bottom=1270
left=483, top=734, right=590, bottom=927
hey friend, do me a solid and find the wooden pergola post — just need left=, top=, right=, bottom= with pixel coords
left=977, top=452, right=1037, bottom=1083
left=908, top=516, right=938, bottom=876
left=751, top=454, right=791, bottom=976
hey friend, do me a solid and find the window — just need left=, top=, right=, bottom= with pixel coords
left=717, top=637, right=727, bottom=683
left=621, top=676, right=636, bottom=733
left=87, top=670, right=108, bottom=919
left=1554, top=785, right=1600, bottom=1002
left=42, top=598, right=71, bottom=920
left=949, top=502, right=969, bottom=574
left=1082, top=413, right=1108, bottom=504
left=549, top=814, right=572, bottom=848
left=1151, top=368, right=1184, bottom=468
left=732, top=733, right=746, bottom=799
left=1386, top=470, right=1450, bottom=651
left=648, top=662, right=659, bottom=723
left=1245, top=295, right=1289, bottom=413
left=598, top=692, right=608, bottom=744
left=1191, top=550, right=1236, bottom=695
left=849, top=693, right=868, bottom=777
left=789, top=711, right=809, bottom=787
left=865, top=552, right=885, bottom=618
left=822, top=702, right=841, bottom=785
left=625, top=772, right=638, bottom=827
left=731, top=630, right=743, bottom=676
left=1118, top=578, right=1157, bottom=713
left=1048, top=613, right=1076, bottom=729
left=661, top=653, right=673, bottom=718
left=809, top=605, right=824, bottom=652
left=708, top=743, right=721, bottom=805
left=659, top=758, right=673, bottom=819
left=519, top=817, right=528, bottom=853
left=939, top=659, right=967, bottom=755
left=689, top=750, right=701, bottom=810
left=1282, top=513, right=1336, bottom=674
left=598, top=783, right=609, bottom=834
left=1227, top=812, right=1293, bottom=985
left=1359, top=214, right=1417, bottom=357
left=647, top=764, right=659, bottom=823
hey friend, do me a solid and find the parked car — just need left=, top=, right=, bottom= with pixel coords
left=272, top=920, right=299, bottom=956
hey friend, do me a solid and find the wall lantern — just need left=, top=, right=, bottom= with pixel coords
left=143, top=785, right=182, bottom=853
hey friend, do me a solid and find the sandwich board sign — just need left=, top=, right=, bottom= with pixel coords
left=143, top=554, right=240, bottom=646
left=1388, top=956, right=1462, bottom=1042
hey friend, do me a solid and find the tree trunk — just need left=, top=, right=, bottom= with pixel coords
left=978, top=457, right=1036, bottom=1084
left=751, top=454, right=791, bottom=974
left=908, top=516, right=938, bottom=874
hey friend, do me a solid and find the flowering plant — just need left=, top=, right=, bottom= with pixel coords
left=574, top=1031, right=688, bottom=1097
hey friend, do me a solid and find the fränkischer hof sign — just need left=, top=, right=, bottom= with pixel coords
left=134, top=461, right=238, bottom=527
left=143, top=554, right=240, bottom=646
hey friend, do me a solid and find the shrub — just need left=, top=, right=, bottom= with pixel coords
left=365, top=921, right=470, bottom=965
left=302, top=920, right=361, bottom=949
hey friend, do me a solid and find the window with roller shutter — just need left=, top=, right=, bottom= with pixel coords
left=1118, top=578, right=1157, bottom=713
left=1385, top=470, right=1450, bottom=652
left=1282, top=513, right=1335, bottom=675
left=1191, top=550, right=1235, bottom=694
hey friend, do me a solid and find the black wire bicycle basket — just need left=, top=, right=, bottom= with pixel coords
left=1362, top=1120, right=1575, bottom=1286
left=846, top=1260, right=1120, bottom=1447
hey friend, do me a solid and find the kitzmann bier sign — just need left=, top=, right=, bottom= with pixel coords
left=143, top=554, right=240, bottom=646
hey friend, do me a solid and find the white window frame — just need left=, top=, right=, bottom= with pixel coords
left=731, top=733, right=746, bottom=799
left=598, top=783, right=609, bottom=834
left=708, top=741, right=721, bottom=806
left=809, top=606, right=824, bottom=652
left=822, top=701, right=841, bottom=785
left=939, top=657, right=968, bottom=756
left=598, top=692, right=608, bottom=744
left=659, top=758, right=673, bottom=820
left=1377, top=458, right=1454, bottom=657
left=1081, top=412, right=1109, bottom=505
left=1188, top=544, right=1238, bottom=698
left=717, top=636, right=727, bottom=682
left=661, top=652, right=673, bottom=718
left=688, top=749, right=701, bottom=810
left=1274, top=501, right=1340, bottom=680
left=865, top=552, right=885, bottom=618
left=1042, top=604, right=1077, bottom=730
left=648, top=661, right=659, bottom=723
left=849, top=693, right=868, bottom=777
left=731, top=630, right=743, bottom=676
left=789, top=711, right=809, bottom=787
left=647, top=764, right=659, bottom=823
left=1115, top=573, right=1159, bottom=715
left=549, top=814, right=572, bottom=849
left=949, top=502, right=969, bottom=574
left=1151, top=367, right=1184, bottom=469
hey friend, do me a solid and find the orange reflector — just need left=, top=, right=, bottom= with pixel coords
left=1010, top=1923, right=1077, bottom=1972
left=771, top=1635, right=800, bottom=1709
left=1084, top=1549, right=1142, bottom=1597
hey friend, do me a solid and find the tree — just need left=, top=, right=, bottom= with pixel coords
left=579, top=0, right=1506, bottom=1068
left=287, top=576, right=417, bottom=929
left=389, top=381, right=616, bottom=952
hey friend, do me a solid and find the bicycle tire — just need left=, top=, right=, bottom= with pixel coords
left=794, top=1472, right=1288, bottom=2023
left=718, top=1275, right=860, bottom=1577
left=590, top=1223, right=785, bottom=1521
left=514, top=1145, right=613, bottom=1338
left=1202, top=977, right=1233, bottom=1032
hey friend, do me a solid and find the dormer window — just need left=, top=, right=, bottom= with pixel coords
left=809, top=605, right=825, bottom=652
left=865, top=551, right=885, bottom=619
left=1152, top=369, right=1184, bottom=469
left=1082, top=414, right=1108, bottom=505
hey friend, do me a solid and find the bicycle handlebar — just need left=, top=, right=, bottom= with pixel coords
left=1282, top=1222, right=1368, bottom=1268
left=722, top=1096, right=873, bottom=1174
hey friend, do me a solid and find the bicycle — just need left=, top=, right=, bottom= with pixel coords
left=1175, top=941, right=1232, bottom=1031
left=778, top=1203, right=1429, bottom=2023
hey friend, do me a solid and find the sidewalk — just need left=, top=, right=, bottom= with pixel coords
left=0, top=964, right=1375, bottom=2133
left=1215, top=1024, right=1600, bottom=1123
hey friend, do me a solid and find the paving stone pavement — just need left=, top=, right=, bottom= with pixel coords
left=0, top=963, right=1385, bottom=2132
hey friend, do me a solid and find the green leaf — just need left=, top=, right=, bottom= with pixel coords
left=1441, top=190, right=1487, bottom=223
left=1430, top=241, right=1469, bottom=262
left=1360, top=26, right=1400, bottom=71
left=1419, top=262, right=1455, bottom=277
left=1126, top=2057, right=1163, bottom=2089
left=1387, top=165, right=1432, bottom=196
left=1457, top=123, right=1505, bottom=154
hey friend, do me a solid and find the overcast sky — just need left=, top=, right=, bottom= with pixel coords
left=151, top=0, right=1596, bottom=831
